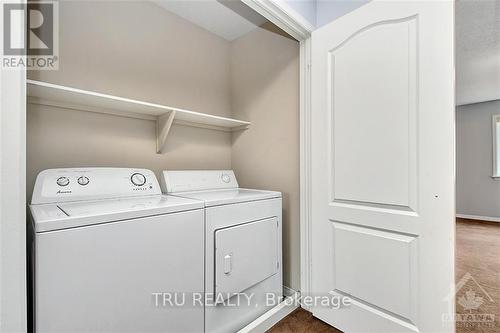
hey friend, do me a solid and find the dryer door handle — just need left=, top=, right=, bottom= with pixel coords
left=223, top=254, right=232, bottom=274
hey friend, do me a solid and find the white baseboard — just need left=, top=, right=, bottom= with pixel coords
left=237, top=287, right=300, bottom=333
left=456, top=214, right=500, bottom=223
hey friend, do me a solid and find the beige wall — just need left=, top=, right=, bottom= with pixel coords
left=27, top=105, right=231, bottom=199
left=29, top=1, right=232, bottom=117
left=27, top=2, right=300, bottom=290
left=27, top=1, right=232, bottom=196
left=230, top=29, right=300, bottom=290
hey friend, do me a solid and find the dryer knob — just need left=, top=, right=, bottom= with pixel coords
left=221, top=174, right=231, bottom=183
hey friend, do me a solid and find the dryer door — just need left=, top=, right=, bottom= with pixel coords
left=214, top=217, right=279, bottom=301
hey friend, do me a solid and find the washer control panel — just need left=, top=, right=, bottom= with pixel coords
left=31, top=168, right=161, bottom=204
left=162, top=170, right=238, bottom=193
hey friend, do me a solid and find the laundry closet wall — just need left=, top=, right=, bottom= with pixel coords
left=27, top=1, right=232, bottom=198
left=230, top=29, right=300, bottom=290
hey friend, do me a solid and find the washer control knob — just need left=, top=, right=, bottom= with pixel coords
left=221, top=173, right=231, bottom=183
left=77, top=176, right=90, bottom=186
left=56, top=176, right=70, bottom=187
left=130, top=173, right=147, bottom=186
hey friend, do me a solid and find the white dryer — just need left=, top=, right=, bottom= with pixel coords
left=161, top=170, right=283, bottom=333
left=29, top=168, right=205, bottom=333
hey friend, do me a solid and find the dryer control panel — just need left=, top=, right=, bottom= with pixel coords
left=162, top=170, right=239, bottom=193
left=31, top=168, right=161, bottom=204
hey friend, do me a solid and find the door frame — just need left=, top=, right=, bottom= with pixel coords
left=241, top=0, right=314, bottom=302
left=0, top=0, right=27, bottom=331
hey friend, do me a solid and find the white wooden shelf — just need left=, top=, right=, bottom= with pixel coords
left=27, top=80, right=250, bottom=153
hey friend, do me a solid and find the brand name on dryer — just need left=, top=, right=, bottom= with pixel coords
left=56, top=189, right=72, bottom=194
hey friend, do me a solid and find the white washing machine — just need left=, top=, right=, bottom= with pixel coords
left=29, top=168, right=205, bottom=333
left=161, top=170, right=283, bottom=333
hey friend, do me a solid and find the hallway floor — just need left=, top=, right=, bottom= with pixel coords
left=455, top=218, right=500, bottom=333
left=268, top=218, right=500, bottom=332
left=267, top=308, right=341, bottom=333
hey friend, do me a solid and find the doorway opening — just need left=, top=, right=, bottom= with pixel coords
left=455, top=1, right=500, bottom=332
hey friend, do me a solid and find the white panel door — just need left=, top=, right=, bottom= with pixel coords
left=310, top=1, right=455, bottom=332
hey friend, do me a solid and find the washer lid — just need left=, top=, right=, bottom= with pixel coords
left=173, top=188, right=281, bottom=207
left=30, top=195, right=203, bottom=233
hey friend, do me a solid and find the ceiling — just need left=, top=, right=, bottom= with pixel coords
left=154, top=0, right=499, bottom=105
left=456, top=0, right=500, bottom=105
left=154, top=0, right=267, bottom=41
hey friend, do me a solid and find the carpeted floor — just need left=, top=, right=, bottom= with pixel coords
left=455, top=218, right=500, bottom=333
left=268, top=218, right=500, bottom=333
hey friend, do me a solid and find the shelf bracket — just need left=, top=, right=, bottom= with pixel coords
left=156, top=110, right=176, bottom=154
